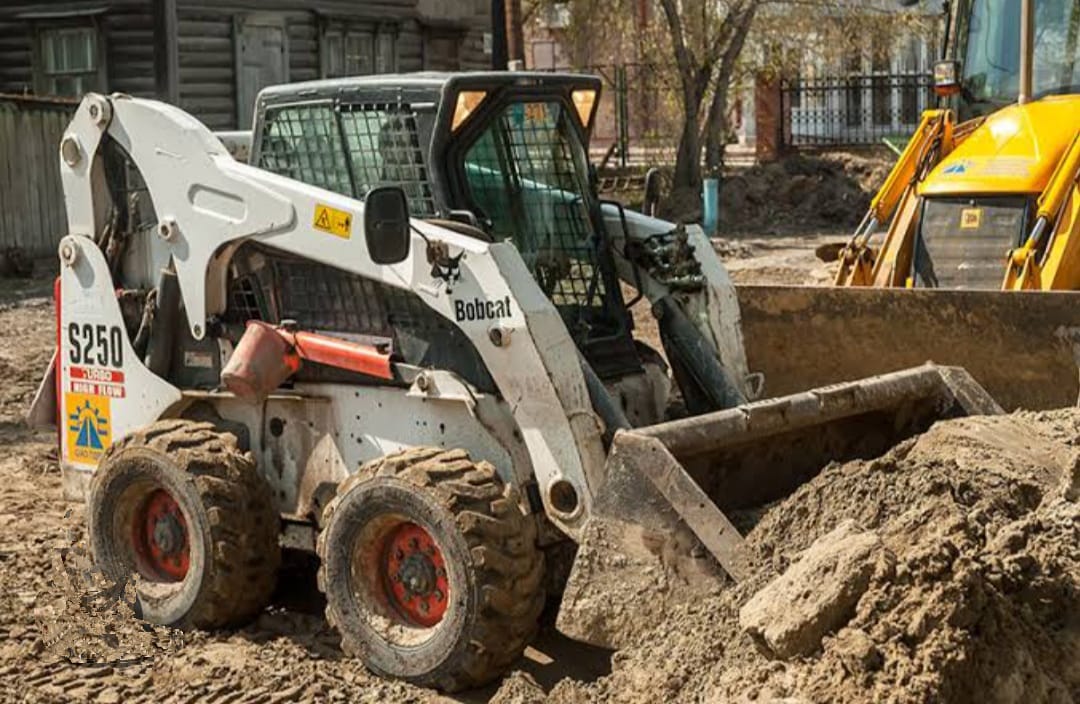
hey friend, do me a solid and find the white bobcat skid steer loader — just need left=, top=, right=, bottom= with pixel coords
left=30, top=78, right=997, bottom=692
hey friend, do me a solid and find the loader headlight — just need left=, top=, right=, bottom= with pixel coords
left=451, top=91, right=487, bottom=132
left=933, top=60, right=962, bottom=97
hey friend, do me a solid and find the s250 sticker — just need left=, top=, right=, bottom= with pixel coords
left=68, top=323, right=124, bottom=368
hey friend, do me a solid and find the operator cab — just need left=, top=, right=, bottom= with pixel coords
left=251, top=72, right=643, bottom=382
left=947, top=0, right=1080, bottom=121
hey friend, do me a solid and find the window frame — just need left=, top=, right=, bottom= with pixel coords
left=32, top=19, right=107, bottom=97
left=320, top=20, right=399, bottom=78
left=422, top=26, right=465, bottom=71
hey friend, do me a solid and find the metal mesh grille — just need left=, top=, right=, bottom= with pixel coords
left=915, top=197, right=1028, bottom=289
left=339, top=104, right=437, bottom=216
left=275, top=259, right=392, bottom=335
left=463, top=101, right=610, bottom=336
left=225, top=243, right=496, bottom=391
left=257, top=103, right=353, bottom=195
left=228, top=274, right=264, bottom=323
left=256, top=102, right=435, bottom=216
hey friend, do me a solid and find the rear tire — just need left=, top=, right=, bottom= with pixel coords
left=316, top=447, right=544, bottom=692
left=87, top=419, right=280, bottom=628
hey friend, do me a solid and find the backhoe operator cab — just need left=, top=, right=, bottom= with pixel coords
left=249, top=72, right=754, bottom=421
left=946, top=0, right=1080, bottom=121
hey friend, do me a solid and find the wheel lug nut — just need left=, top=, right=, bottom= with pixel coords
left=434, top=589, right=444, bottom=601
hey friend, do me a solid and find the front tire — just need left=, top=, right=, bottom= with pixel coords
left=316, top=447, right=544, bottom=692
left=87, top=419, right=280, bottom=628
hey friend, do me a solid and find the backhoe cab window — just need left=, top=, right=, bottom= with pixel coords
left=462, top=100, right=615, bottom=337
left=257, top=102, right=436, bottom=216
left=958, top=0, right=1080, bottom=116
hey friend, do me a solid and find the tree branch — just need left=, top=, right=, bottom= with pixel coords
left=658, top=0, right=695, bottom=85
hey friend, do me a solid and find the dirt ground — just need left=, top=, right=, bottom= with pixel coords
left=1, top=239, right=1077, bottom=703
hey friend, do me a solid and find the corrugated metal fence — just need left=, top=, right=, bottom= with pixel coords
left=0, top=95, right=76, bottom=256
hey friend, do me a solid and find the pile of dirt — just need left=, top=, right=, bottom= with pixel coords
left=719, top=151, right=893, bottom=234
left=542, top=412, right=1080, bottom=703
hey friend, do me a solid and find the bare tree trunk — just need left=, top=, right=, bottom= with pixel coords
left=666, top=65, right=715, bottom=218
left=658, top=0, right=708, bottom=212
left=674, top=105, right=703, bottom=197
left=704, top=6, right=756, bottom=174
left=703, top=82, right=730, bottom=175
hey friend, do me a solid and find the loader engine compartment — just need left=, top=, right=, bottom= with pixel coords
left=222, top=243, right=495, bottom=392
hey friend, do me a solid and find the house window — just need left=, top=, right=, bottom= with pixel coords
left=346, top=33, right=375, bottom=75
left=375, top=32, right=395, bottom=73
left=900, top=37, right=922, bottom=124
left=324, top=33, right=344, bottom=76
left=843, top=49, right=864, bottom=128
left=36, top=25, right=103, bottom=96
left=425, top=31, right=463, bottom=71
left=322, top=24, right=397, bottom=78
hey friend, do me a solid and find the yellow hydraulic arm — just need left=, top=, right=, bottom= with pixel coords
left=1004, top=130, right=1080, bottom=290
left=834, top=110, right=957, bottom=287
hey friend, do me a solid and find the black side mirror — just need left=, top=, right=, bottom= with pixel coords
left=364, top=187, right=411, bottom=265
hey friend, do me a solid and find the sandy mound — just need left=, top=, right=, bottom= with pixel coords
left=548, top=412, right=1080, bottom=703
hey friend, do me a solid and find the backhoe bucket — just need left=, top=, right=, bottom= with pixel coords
left=558, top=364, right=1000, bottom=649
left=736, top=286, right=1080, bottom=411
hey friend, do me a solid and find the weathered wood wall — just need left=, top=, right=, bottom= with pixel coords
left=175, top=0, right=493, bottom=130
left=0, top=1, right=494, bottom=130
left=0, top=96, right=76, bottom=255
left=0, top=1, right=159, bottom=98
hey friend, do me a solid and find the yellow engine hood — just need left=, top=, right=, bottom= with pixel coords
left=921, top=96, right=1080, bottom=197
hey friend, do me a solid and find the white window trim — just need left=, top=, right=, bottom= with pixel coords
left=32, top=19, right=107, bottom=97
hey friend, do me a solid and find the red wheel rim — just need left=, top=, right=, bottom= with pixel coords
left=131, top=488, right=190, bottom=582
left=382, top=522, right=449, bottom=627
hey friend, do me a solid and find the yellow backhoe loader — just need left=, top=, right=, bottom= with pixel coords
left=739, top=0, right=1080, bottom=409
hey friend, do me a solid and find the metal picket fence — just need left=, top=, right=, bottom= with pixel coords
left=780, top=73, right=934, bottom=147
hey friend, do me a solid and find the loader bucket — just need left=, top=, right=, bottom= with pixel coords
left=736, top=286, right=1080, bottom=411
left=558, top=364, right=1000, bottom=649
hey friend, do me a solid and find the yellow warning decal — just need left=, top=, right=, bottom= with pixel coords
left=960, top=208, right=982, bottom=230
left=65, top=392, right=111, bottom=466
left=313, top=203, right=353, bottom=239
